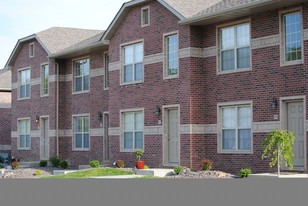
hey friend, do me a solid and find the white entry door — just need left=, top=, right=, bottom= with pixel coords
left=287, top=102, right=305, bottom=169
left=40, top=117, right=49, bottom=160
left=167, top=109, right=179, bottom=164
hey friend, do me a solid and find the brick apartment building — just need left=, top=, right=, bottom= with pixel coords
left=4, top=0, right=308, bottom=174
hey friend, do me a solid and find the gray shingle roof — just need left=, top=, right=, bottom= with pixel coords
left=36, top=27, right=103, bottom=54
left=163, top=0, right=223, bottom=18
left=0, top=69, right=11, bottom=90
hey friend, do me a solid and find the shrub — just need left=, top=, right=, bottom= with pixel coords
left=59, top=160, right=68, bottom=169
left=49, top=156, right=60, bottom=167
left=33, top=170, right=43, bottom=176
left=11, top=161, right=20, bottom=170
left=0, top=165, right=4, bottom=169
left=116, top=160, right=125, bottom=168
left=89, top=160, right=100, bottom=168
left=143, top=165, right=150, bottom=169
left=174, top=165, right=183, bottom=175
left=0, top=156, right=4, bottom=164
left=239, top=168, right=252, bottom=178
left=135, top=149, right=144, bottom=161
left=39, top=160, right=48, bottom=167
left=200, top=159, right=213, bottom=171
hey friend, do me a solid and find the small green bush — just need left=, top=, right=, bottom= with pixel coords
left=49, top=156, right=60, bottom=167
left=116, top=160, right=125, bottom=168
left=135, top=149, right=144, bottom=161
left=200, top=159, right=213, bottom=171
left=33, top=170, right=43, bottom=176
left=239, top=168, right=252, bottom=178
left=0, top=156, right=4, bottom=164
left=59, top=160, right=68, bottom=169
left=0, top=165, right=4, bottom=169
left=174, top=165, right=183, bottom=175
left=143, top=165, right=150, bottom=169
left=39, top=160, right=48, bottom=167
left=11, top=161, right=20, bottom=170
left=89, top=160, right=100, bottom=168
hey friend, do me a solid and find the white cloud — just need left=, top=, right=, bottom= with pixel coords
left=0, top=0, right=126, bottom=68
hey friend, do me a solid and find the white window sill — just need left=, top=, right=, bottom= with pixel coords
left=218, top=150, right=253, bottom=154
left=218, top=67, right=252, bottom=75
left=18, top=97, right=31, bottom=101
left=280, top=59, right=304, bottom=67
left=164, top=75, right=179, bottom=80
left=120, top=81, right=143, bottom=86
left=17, top=148, right=31, bottom=151
left=72, top=148, right=90, bottom=152
left=72, top=90, right=90, bottom=95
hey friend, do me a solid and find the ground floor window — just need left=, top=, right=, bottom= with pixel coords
left=18, top=119, right=30, bottom=149
left=73, top=115, right=90, bottom=150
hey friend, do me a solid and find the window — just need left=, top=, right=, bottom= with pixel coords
left=141, top=7, right=150, bottom=27
left=165, top=34, right=179, bottom=77
left=19, top=119, right=30, bottom=149
left=41, top=64, right=49, bottom=96
left=29, top=43, right=34, bottom=58
left=123, top=43, right=143, bottom=84
left=283, top=12, right=302, bottom=62
left=104, top=53, right=109, bottom=89
left=122, top=111, right=144, bottom=151
left=19, top=68, right=30, bottom=99
left=219, top=23, right=250, bottom=71
left=74, top=59, right=90, bottom=93
left=221, top=105, right=252, bottom=152
left=73, top=116, right=90, bottom=150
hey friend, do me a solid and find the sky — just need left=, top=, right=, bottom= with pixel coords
left=0, top=0, right=127, bottom=69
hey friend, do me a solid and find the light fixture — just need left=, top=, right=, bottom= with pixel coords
left=155, top=106, right=161, bottom=116
left=97, top=111, right=103, bottom=121
left=271, top=97, right=278, bottom=109
left=35, top=115, right=40, bottom=123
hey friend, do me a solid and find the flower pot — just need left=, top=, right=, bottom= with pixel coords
left=135, top=161, right=145, bottom=169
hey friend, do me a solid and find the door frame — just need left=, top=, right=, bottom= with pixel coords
left=40, top=115, right=50, bottom=160
left=162, top=104, right=180, bottom=167
left=280, top=96, right=306, bottom=171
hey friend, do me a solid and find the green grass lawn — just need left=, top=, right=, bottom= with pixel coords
left=43, top=168, right=134, bottom=179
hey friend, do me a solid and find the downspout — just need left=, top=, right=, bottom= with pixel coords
left=56, top=62, right=59, bottom=157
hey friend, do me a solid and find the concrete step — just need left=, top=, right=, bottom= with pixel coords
left=133, top=168, right=174, bottom=177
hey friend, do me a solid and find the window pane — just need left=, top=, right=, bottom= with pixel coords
left=20, top=135, right=25, bottom=148
left=26, top=135, right=30, bottom=148
left=135, top=112, right=143, bottom=130
left=238, top=129, right=251, bottom=150
left=20, top=85, right=25, bottom=98
left=285, top=12, right=302, bottom=61
left=124, top=113, right=134, bottom=131
left=167, top=35, right=178, bottom=76
left=135, top=44, right=143, bottom=63
left=237, top=47, right=250, bottom=69
left=83, top=75, right=89, bottom=91
left=76, top=117, right=82, bottom=132
left=238, top=107, right=251, bottom=128
left=221, top=27, right=234, bottom=50
left=222, top=130, right=236, bottom=150
left=125, top=46, right=134, bottom=64
left=83, top=117, right=89, bottom=132
left=222, top=107, right=236, bottom=128
left=26, top=84, right=30, bottom=97
left=75, top=77, right=82, bottom=92
left=26, top=70, right=30, bottom=84
left=142, top=9, right=149, bottom=25
left=84, top=134, right=89, bottom=148
left=124, top=132, right=133, bottom=149
left=135, top=132, right=143, bottom=149
left=124, top=65, right=133, bottom=82
left=221, top=50, right=235, bottom=71
left=236, top=24, right=250, bottom=47
left=134, top=63, right=143, bottom=81
left=75, top=134, right=83, bottom=148
left=83, top=60, right=90, bottom=75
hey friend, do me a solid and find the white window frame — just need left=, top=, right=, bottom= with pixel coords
left=41, top=63, right=49, bottom=97
left=72, top=58, right=90, bottom=94
left=17, top=118, right=31, bottom=150
left=104, top=52, right=109, bottom=90
left=72, top=114, right=90, bottom=151
left=120, top=108, right=144, bottom=152
left=141, top=6, right=150, bottom=27
left=164, top=31, right=179, bottom=79
left=121, top=40, right=144, bottom=85
left=217, top=101, right=253, bottom=154
left=280, top=7, right=304, bottom=67
left=18, top=67, right=31, bottom=100
left=29, top=43, right=34, bottom=58
left=217, top=19, right=251, bottom=75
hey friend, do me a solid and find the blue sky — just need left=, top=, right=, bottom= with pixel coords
left=0, top=0, right=127, bottom=68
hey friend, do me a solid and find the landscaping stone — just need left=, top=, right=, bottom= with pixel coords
left=167, top=167, right=235, bottom=179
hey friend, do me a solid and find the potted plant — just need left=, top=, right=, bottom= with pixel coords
left=135, top=149, right=145, bottom=169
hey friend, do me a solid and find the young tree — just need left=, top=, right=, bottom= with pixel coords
left=261, top=129, right=295, bottom=177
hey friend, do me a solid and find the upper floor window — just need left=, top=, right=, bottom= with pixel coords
left=284, top=12, right=302, bottom=62
left=122, top=43, right=143, bottom=84
left=220, top=104, right=252, bottom=152
left=18, top=119, right=30, bottom=149
left=29, top=43, right=34, bottom=58
left=165, top=33, right=179, bottom=78
left=141, top=6, right=150, bottom=27
left=219, top=23, right=250, bottom=72
left=19, top=68, right=30, bottom=99
left=73, top=59, right=90, bottom=93
left=73, top=115, right=90, bottom=150
left=41, top=64, right=49, bottom=96
left=104, top=53, right=109, bottom=90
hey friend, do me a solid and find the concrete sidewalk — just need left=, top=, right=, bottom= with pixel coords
left=249, top=173, right=308, bottom=178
